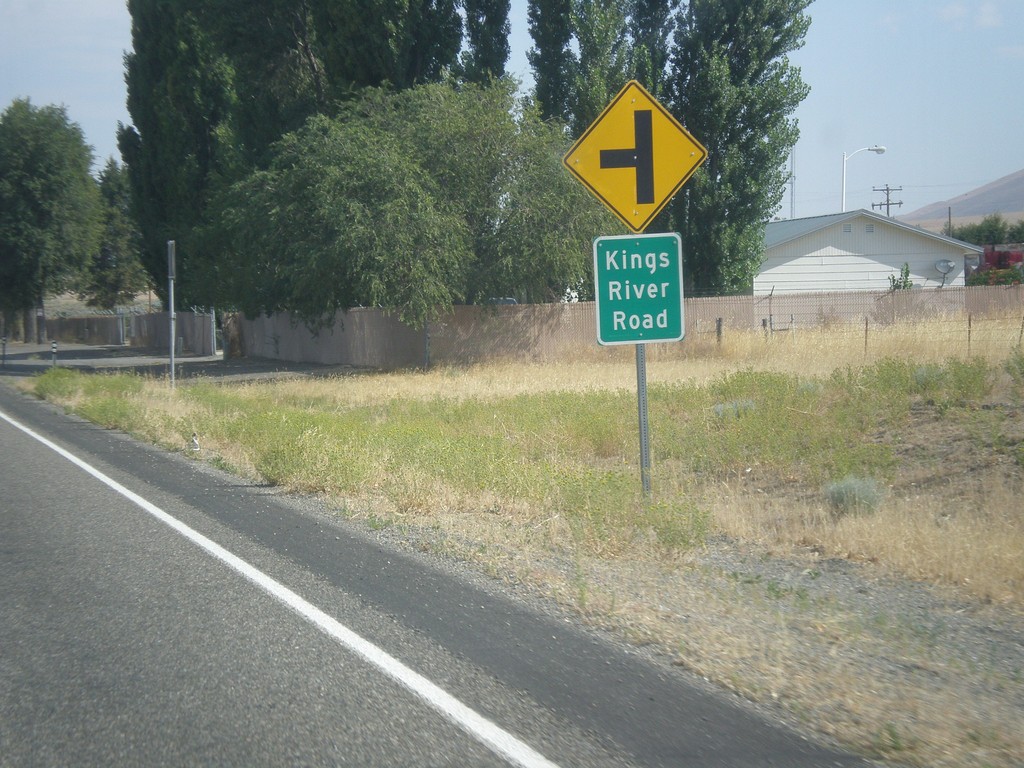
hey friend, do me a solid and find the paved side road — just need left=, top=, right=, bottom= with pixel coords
left=0, top=356, right=873, bottom=767
left=0, top=340, right=351, bottom=381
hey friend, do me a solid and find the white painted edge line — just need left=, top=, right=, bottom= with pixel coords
left=0, top=408, right=560, bottom=768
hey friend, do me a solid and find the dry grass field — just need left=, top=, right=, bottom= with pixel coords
left=23, top=317, right=1024, bottom=767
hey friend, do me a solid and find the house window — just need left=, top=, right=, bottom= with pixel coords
left=866, top=224, right=875, bottom=233
left=843, top=223, right=853, bottom=233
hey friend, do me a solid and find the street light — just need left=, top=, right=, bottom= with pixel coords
left=841, top=145, right=886, bottom=212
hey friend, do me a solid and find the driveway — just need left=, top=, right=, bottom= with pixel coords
left=0, top=340, right=357, bottom=382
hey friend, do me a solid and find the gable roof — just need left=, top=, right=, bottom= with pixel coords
left=765, top=209, right=983, bottom=253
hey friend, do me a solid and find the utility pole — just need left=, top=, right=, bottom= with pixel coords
left=872, top=185, right=903, bottom=217
left=789, top=148, right=796, bottom=219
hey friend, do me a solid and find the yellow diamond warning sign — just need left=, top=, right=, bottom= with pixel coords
left=563, top=80, right=707, bottom=233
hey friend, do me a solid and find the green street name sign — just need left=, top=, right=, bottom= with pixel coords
left=593, top=232, right=684, bottom=345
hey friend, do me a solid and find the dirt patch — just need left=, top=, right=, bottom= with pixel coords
left=881, top=399, right=1024, bottom=504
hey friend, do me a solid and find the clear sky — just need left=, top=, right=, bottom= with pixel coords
left=2, top=0, right=1022, bottom=219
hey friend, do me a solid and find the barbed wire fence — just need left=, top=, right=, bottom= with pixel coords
left=684, top=286, right=1024, bottom=360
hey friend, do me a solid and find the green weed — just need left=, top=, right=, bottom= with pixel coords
left=1005, top=346, right=1024, bottom=390
left=874, top=722, right=909, bottom=754
left=31, top=367, right=81, bottom=399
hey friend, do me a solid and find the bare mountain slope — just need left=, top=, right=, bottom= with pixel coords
left=902, top=168, right=1024, bottom=231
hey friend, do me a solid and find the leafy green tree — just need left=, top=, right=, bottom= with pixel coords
left=205, top=113, right=472, bottom=328
left=348, top=81, right=614, bottom=303
left=668, top=0, right=810, bottom=295
left=0, top=99, right=101, bottom=340
left=488, top=95, right=616, bottom=302
left=1009, top=219, right=1024, bottom=243
left=205, top=82, right=614, bottom=323
left=948, top=213, right=1010, bottom=245
left=534, top=0, right=674, bottom=135
left=528, top=0, right=575, bottom=121
left=121, top=0, right=466, bottom=309
left=461, top=0, right=511, bottom=82
left=77, top=159, right=150, bottom=309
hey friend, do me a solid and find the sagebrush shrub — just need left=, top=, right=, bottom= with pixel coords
left=825, top=476, right=884, bottom=517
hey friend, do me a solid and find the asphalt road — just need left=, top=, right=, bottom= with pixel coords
left=0, top=353, right=871, bottom=767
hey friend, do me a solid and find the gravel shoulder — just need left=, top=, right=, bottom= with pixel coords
left=369, top=520, right=1024, bottom=768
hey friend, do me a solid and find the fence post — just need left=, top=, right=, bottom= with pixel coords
left=1018, top=314, right=1024, bottom=347
left=968, top=313, right=972, bottom=356
left=51, top=340, right=57, bottom=368
left=864, top=317, right=869, bottom=357
left=716, top=317, right=723, bottom=347
left=762, top=318, right=769, bottom=339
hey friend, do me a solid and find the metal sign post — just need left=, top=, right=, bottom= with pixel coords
left=592, top=233, right=683, bottom=496
left=635, top=344, right=652, bottom=494
left=167, top=240, right=176, bottom=388
left=564, top=81, right=706, bottom=496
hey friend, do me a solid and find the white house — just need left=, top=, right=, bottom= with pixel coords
left=756, top=209, right=983, bottom=295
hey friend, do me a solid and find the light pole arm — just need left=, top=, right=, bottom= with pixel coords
left=841, top=145, right=886, bottom=212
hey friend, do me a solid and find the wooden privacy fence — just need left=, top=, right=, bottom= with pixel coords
left=47, top=311, right=217, bottom=356
left=227, top=285, right=1024, bottom=370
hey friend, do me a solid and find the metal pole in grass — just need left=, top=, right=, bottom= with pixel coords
left=636, top=344, right=652, bottom=496
left=864, top=317, right=869, bottom=357
left=1018, top=314, right=1024, bottom=347
left=968, top=314, right=972, bottom=356
left=167, top=240, right=176, bottom=389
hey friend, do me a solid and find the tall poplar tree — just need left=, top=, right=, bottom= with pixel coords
left=628, top=0, right=677, bottom=96
left=312, top=0, right=462, bottom=94
left=668, top=0, right=810, bottom=295
left=527, top=0, right=574, bottom=122
left=568, top=0, right=631, bottom=136
left=200, top=0, right=327, bottom=165
left=77, top=159, right=150, bottom=310
left=461, top=0, right=511, bottom=82
left=119, top=0, right=239, bottom=307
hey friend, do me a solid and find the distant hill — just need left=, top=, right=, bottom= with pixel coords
left=901, top=168, right=1024, bottom=232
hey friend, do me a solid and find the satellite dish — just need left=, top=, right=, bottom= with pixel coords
left=935, top=259, right=956, bottom=275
